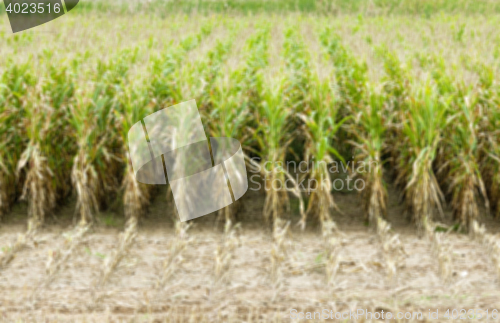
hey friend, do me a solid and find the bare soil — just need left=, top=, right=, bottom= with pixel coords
left=1, top=185, right=500, bottom=322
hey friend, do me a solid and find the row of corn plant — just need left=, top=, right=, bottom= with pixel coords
left=1, top=57, right=77, bottom=268
left=119, top=73, right=155, bottom=229
left=18, top=56, right=76, bottom=231
left=149, top=21, right=215, bottom=109
left=124, top=24, right=214, bottom=226
left=422, top=54, right=489, bottom=231
left=281, top=26, right=315, bottom=205
left=446, top=89, right=489, bottom=230
left=2, top=21, right=500, bottom=235
left=319, top=28, right=368, bottom=117
left=249, top=27, right=320, bottom=226
left=0, top=62, right=36, bottom=268
left=233, top=25, right=270, bottom=131
left=224, top=24, right=270, bottom=193
left=170, top=22, right=239, bottom=223
left=282, top=27, right=312, bottom=115
left=209, top=25, right=271, bottom=141
left=377, top=48, right=410, bottom=178
left=0, top=61, right=34, bottom=220
left=400, top=84, right=448, bottom=231
left=208, top=26, right=270, bottom=223
left=383, top=49, right=493, bottom=232
left=190, top=21, right=240, bottom=116
left=31, top=49, right=142, bottom=299
left=375, top=49, right=448, bottom=231
left=274, top=26, right=313, bottom=227
left=379, top=50, right=450, bottom=232
left=70, top=49, right=136, bottom=226
left=349, top=93, right=387, bottom=225
left=253, top=81, right=294, bottom=224
left=474, top=63, right=500, bottom=219
left=320, top=28, right=387, bottom=227
left=299, top=79, right=346, bottom=229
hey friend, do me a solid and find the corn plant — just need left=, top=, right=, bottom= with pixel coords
left=421, top=54, right=459, bottom=186
left=18, top=60, right=76, bottom=230
left=195, top=33, right=236, bottom=115
left=70, top=51, right=131, bottom=226
left=423, top=56, right=490, bottom=230
left=445, top=90, right=489, bottom=231
left=149, top=22, right=213, bottom=108
left=299, top=79, right=347, bottom=228
left=237, top=26, right=270, bottom=116
left=207, top=27, right=271, bottom=223
left=231, top=25, right=270, bottom=143
left=0, top=62, right=34, bottom=219
left=282, top=27, right=312, bottom=114
left=209, top=78, right=249, bottom=223
left=378, top=48, right=411, bottom=176
left=117, top=77, right=153, bottom=228
left=399, top=84, right=447, bottom=231
left=149, top=44, right=185, bottom=108
left=320, top=27, right=368, bottom=158
left=320, top=28, right=368, bottom=116
left=429, top=55, right=456, bottom=97
left=379, top=48, right=410, bottom=112
left=349, top=92, right=387, bottom=225
left=252, top=81, right=303, bottom=224
left=473, top=63, right=500, bottom=218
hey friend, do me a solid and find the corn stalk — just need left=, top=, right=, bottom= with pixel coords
left=270, top=218, right=290, bottom=301
left=157, top=221, right=192, bottom=290
left=252, top=82, right=304, bottom=224
left=299, top=79, right=347, bottom=228
left=400, top=84, right=447, bottom=231
left=70, top=52, right=130, bottom=226
left=349, top=91, right=387, bottom=225
left=377, top=217, right=406, bottom=283
left=0, top=62, right=34, bottom=220
left=445, top=91, right=489, bottom=231
left=18, top=62, right=76, bottom=229
left=212, top=220, right=240, bottom=289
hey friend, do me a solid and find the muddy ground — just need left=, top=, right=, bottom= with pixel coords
left=1, top=185, right=500, bottom=322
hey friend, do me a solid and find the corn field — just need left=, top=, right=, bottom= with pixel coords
left=1, top=2, right=500, bottom=321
